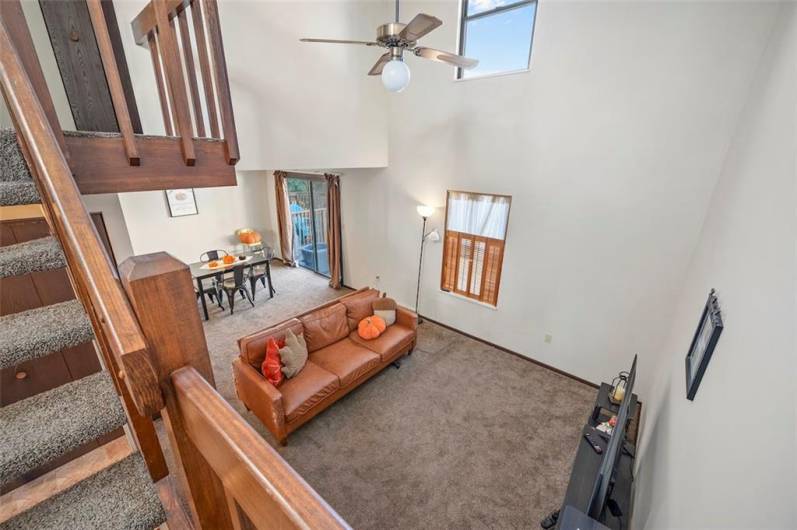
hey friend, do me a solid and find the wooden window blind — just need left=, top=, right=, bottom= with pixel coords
left=441, top=191, right=511, bottom=306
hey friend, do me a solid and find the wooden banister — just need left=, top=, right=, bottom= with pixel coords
left=133, top=0, right=237, bottom=163
left=86, top=0, right=140, bottom=166
left=190, top=0, right=220, bottom=138
left=153, top=0, right=195, bottom=165
left=173, top=367, right=351, bottom=530
left=0, top=14, right=168, bottom=481
left=0, top=17, right=163, bottom=420
left=121, top=253, right=349, bottom=530
left=203, top=0, right=238, bottom=164
left=177, top=9, right=205, bottom=137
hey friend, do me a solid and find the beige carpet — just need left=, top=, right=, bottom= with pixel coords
left=202, top=262, right=596, bottom=529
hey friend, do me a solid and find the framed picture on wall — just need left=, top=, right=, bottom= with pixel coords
left=685, top=289, right=723, bottom=401
left=165, top=189, right=198, bottom=217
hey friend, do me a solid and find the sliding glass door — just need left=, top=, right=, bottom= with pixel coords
left=286, top=177, right=329, bottom=276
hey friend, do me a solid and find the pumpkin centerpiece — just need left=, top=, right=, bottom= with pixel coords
left=236, top=228, right=263, bottom=245
left=358, top=315, right=386, bottom=340
left=222, top=255, right=235, bottom=265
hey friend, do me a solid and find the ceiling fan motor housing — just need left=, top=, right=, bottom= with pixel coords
left=377, top=23, right=413, bottom=48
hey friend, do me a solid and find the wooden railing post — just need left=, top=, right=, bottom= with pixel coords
left=119, top=252, right=233, bottom=530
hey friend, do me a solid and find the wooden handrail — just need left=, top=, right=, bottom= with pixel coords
left=0, top=17, right=163, bottom=419
left=86, top=0, right=140, bottom=166
left=173, top=367, right=351, bottom=530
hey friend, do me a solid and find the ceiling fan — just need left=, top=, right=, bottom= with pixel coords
left=300, top=0, right=479, bottom=92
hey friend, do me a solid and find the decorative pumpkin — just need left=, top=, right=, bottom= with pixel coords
left=237, top=228, right=263, bottom=245
left=223, top=255, right=235, bottom=264
left=358, top=315, right=386, bottom=340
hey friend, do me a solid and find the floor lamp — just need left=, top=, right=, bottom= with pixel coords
left=415, top=205, right=439, bottom=323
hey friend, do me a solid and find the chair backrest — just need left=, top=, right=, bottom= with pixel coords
left=201, top=249, right=228, bottom=262
left=232, top=265, right=246, bottom=286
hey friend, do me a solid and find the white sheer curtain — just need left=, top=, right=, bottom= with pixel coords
left=446, top=192, right=510, bottom=240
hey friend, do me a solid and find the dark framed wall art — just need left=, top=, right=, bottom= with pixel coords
left=685, top=289, right=724, bottom=401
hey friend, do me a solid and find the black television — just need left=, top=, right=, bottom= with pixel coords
left=586, top=354, right=637, bottom=520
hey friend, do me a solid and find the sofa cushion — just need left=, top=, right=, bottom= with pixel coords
left=281, top=361, right=340, bottom=423
left=349, top=324, right=415, bottom=362
left=239, top=318, right=303, bottom=368
left=340, top=289, right=380, bottom=331
left=299, top=303, right=349, bottom=352
left=309, top=338, right=381, bottom=387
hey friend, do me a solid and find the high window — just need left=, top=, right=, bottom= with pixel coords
left=441, top=191, right=511, bottom=306
left=457, top=0, right=538, bottom=80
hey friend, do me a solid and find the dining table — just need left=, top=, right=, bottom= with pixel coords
left=189, top=252, right=275, bottom=320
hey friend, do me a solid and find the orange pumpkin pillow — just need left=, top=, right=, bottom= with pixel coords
left=358, top=315, right=386, bottom=340
left=261, top=337, right=285, bottom=387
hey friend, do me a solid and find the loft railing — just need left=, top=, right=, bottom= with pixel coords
left=131, top=0, right=239, bottom=165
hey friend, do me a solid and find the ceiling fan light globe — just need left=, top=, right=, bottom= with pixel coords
left=381, top=59, right=411, bottom=92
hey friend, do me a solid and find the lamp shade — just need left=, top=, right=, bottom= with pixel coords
left=416, top=205, right=435, bottom=218
left=425, top=228, right=441, bottom=242
left=382, top=59, right=411, bottom=92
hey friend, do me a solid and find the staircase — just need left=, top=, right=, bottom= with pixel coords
left=0, top=129, right=166, bottom=529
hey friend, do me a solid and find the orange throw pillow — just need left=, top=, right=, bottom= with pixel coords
left=261, top=337, right=285, bottom=387
left=358, top=315, right=386, bottom=340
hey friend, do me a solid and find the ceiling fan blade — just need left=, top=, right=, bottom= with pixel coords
left=300, top=38, right=379, bottom=46
left=399, top=13, right=442, bottom=41
left=414, top=47, right=479, bottom=69
left=368, top=52, right=392, bottom=75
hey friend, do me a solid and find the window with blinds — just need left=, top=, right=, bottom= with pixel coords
left=440, top=191, right=511, bottom=306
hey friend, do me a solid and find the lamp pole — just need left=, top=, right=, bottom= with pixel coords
left=414, top=215, right=428, bottom=323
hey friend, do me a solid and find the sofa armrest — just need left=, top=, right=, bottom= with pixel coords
left=396, top=306, right=418, bottom=330
left=232, top=358, right=287, bottom=443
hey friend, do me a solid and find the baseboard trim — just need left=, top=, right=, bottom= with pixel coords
left=419, top=315, right=599, bottom=389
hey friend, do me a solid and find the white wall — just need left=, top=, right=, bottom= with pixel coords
left=118, top=171, right=270, bottom=264
left=633, top=4, right=797, bottom=529
left=111, top=0, right=388, bottom=170
left=340, top=0, right=780, bottom=393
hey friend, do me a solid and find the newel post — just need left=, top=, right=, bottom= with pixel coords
left=119, top=252, right=234, bottom=530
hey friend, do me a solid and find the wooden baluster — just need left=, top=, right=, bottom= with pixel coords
left=154, top=0, right=195, bottom=165
left=86, top=0, right=139, bottom=166
left=190, top=0, right=219, bottom=138
left=148, top=32, right=173, bottom=136
left=177, top=8, right=205, bottom=137
left=120, top=253, right=232, bottom=530
left=203, top=0, right=238, bottom=164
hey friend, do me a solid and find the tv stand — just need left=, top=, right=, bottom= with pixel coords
left=541, top=383, right=639, bottom=530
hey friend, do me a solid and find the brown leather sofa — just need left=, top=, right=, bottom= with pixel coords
left=233, top=288, right=417, bottom=444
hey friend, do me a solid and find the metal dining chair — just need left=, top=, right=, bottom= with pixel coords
left=246, top=246, right=275, bottom=300
left=199, top=249, right=230, bottom=309
left=219, top=266, right=254, bottom=315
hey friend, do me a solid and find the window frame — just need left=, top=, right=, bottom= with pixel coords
left=456, top=0, right=538, bottom=81
left=440, top=190, right=512, bottom=307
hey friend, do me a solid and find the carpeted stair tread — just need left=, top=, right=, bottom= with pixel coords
left=0, top=180, right=39, bottom=206
left=0, top=128, right=32, bottom=182
left=0, top=452, right=166, bottom=530
left=0, top=299, right=93, bottom=370
left=0, top=236, right=65, bottom=279
left=0, top=371, right=126, bottom=487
